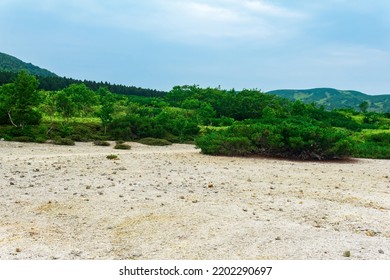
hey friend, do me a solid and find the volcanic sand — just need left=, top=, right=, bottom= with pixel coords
left=0, top=141, right=389, bottom=259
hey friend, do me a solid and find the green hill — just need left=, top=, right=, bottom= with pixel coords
left=0, top=52, right=57, bottom=77
left=267, top=88, right=390, bottom=113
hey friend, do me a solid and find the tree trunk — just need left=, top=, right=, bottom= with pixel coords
left=7, top=110, right=18, bottom=128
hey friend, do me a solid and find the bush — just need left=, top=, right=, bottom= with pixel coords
left=195, top=122, right=354, bottom=160
left=106, top=154, right=119, bottom=160
left=353, top=141, right=390, bottom=159
left=53, top=137, right=75, bottom=146
left=94, top=140, right=111, bottom=146
left=35, top=136, right=47, bottom=143
left=365, top=132, right=390, bottom=143
left=195, top=133, right=253, bottom=156
left=12, top=136, right=35, bottom=142
left=114, top=143, right=131, bottom=150
left=138, top=137, right=172, bottom=146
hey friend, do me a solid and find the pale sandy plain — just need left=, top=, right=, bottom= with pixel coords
left=0, top=141, right=389, bottom=260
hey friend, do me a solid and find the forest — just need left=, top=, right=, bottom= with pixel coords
left=0, top=70, right=389, bottom=160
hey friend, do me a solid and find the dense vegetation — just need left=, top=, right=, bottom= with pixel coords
left=268, top=88, right=390, bottom=113
left=0, top=71, right=389, bottom=160
left=0, top=70, right=166, bottom=98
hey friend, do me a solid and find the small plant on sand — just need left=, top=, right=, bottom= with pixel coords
left=106, top=154, right=119, bottom=160
left=114, top=143, right=131, bottom=150
left=138, top=137, right=172, bottom=146
left=343, top=251, right=351, bottom=258
left=93, top=140, right=110, bottom=146
left=53, top=137, right=75, bottom=146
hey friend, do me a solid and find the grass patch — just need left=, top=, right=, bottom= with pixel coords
left=93, top=140, right=111, bottom=146
left=114, top=143, right=131, bottom=150
left=138, top=137, right=172, bottom=146
left=106, top=154, right=119, bottom=160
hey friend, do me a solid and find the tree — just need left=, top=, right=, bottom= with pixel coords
left=55, top=90, right=76, bottom=122
left=359, top=101, right=369, bottom=113
left=4, top=70, right=41, bottom=128
left=97, top=87, right=115, bottom=134
left=62, top=83, right=98, bottom=117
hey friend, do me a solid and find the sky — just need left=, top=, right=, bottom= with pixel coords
left=1, top=0, right=389, bottom=94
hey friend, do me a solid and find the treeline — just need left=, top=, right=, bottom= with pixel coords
left=0, top=70, right=166, bottom=97
left=0, top=71, right=389, bottom=159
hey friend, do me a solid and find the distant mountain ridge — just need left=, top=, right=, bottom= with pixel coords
left=0, top=51, right=57, bottom=77
left=267, top=88, right=390, bottom=113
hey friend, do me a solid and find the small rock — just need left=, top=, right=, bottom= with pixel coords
left=379, top=249, right=384, bottom=254
left=275, top=237, right=281, bottom=241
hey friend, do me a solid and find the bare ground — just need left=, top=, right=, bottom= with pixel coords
left=0, top=141, right=389, bottom=260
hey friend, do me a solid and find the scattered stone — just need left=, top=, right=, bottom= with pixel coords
left=379, top=249, right=384, bottom=254
left=275, top=237, right=281, bottom=241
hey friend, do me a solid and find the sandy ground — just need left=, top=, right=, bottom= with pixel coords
left=0, top=141, right=389, bottom=260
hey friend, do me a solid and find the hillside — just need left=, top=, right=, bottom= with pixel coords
left=0, top=52, right=57, bottom=77
left=267, top=88, right=390, bottom=113
left=0, top=52, right=166, bottom=97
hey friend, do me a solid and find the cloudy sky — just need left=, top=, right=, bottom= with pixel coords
left=1, top=0, right=389, bottom=94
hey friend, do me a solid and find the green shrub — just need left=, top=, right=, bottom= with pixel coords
left=94, top=140, right=111, bottom=146
left=106, top=154, right=119, bottom=160
left=70, top=134, right=89, bottom=142
left=12, top=136, right=34, bottom=143
left=195, top=133, right=253, bottom=156
left=53, top=137, right=75, bottom=146
left=196, top=122, right=354, bottom=160
left=365, top=132, right=390, bottom=143
left=114, top=143, right=131, bottom=150
left=138, top=137, right=172, bottom=146
left=35, top=136, right=47, bottom=143
left=353, top=142, right=390, bottom=159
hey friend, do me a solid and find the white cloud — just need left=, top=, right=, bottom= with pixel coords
left=8, top=0, right=307, bottom=45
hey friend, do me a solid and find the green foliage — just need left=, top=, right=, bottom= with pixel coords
left=268, top=88, right=390, bottom=113
left=138, top=137, right=172, bottom=146
left=12, top=136, right=35, bottom=142
left=1, top=76, right=389, bottom=160
left=106, top=154, right=119, bottom=160
left=0, top=52, right=57, bottom=77
left=196, top=122, right=354, bottom=160
left=195, top=133, right=254, bottom=156
left=365, top=132, right=390, bottom=143
left=53, top=137, right=75, bottom=146
left=359, top=101, right=369, bottom=113
left=1, top=70, right=42, bottom=128
left=94, top=140, right=111, bottom=146
left=114, top=143, right=131, bottom=150
left=353, top=141, right=390, bottom=159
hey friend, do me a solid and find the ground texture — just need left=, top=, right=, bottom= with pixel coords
left=0, top=141, right=389, bottom=260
